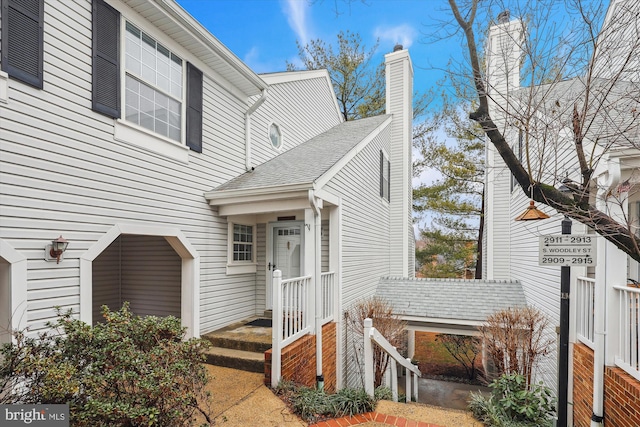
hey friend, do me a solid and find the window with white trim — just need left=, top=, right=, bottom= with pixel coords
left=125, top=22, right=182, bottom=142
left=269, top=123, right=282, bottom=149
left=91, top=0, right=203, bottom=154
left=232, top=224, right=254, bottom=262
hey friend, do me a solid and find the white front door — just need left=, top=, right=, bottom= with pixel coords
left=267, top=221, right=304, bottom=309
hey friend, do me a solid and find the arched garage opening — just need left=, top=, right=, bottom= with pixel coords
left=92, top=235, right=181, bottom=323
left=80, top=224, right=199, bottom=338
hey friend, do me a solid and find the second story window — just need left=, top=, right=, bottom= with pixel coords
left=92, top=0, right=203, bottom=154
left=125, top=22, right=182, bottom=142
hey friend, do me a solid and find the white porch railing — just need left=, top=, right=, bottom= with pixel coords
left=320, top=271, right=335, bottom=325
left=576, top=277, right=596, bottom=349
left=613, top=285, right=640, bottom=381
left=363, top=318, right=421, bottom=403
left=271, top=270, right=313, bottom=387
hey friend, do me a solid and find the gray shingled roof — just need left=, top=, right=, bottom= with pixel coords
left=212, top=115, right=390, bottom=192
left=376, top=277, right=527, bottom=323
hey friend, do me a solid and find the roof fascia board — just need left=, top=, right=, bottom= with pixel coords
left=120, top=0, right=268, bottom=96
left=219, top=198, right=312, bottom=216
left=260, top=69, right=331, bottom=84
left=314, top=116, right=393, bottom=190
left=401, top=315, right=485, bottom=328
left=205, top=183, right=312, bottom=205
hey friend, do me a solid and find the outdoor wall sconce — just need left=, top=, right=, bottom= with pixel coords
left=45, top=235, right=69, bottom=264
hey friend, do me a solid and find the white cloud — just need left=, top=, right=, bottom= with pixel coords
left=374, top=24, right=417, bottom=49
left=282, top=0, right=310, bottom=46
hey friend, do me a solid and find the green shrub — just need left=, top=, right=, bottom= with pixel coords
left=0, top=304, right=212, bottom=426
left=468, top=373, right=556, bottom=427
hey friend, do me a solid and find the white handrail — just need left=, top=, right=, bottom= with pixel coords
left=363, top=318, right=421, bottom=402
left=613, top=285, right=640, bottom=381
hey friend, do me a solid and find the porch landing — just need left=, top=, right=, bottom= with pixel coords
left=201, top=316, right=272, bottom=373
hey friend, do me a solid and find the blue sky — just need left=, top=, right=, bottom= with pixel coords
left=176, top=0, right=462, bottom=99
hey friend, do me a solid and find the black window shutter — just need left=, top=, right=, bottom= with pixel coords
left=92, top=0, right=120, bottom=118
left=186, top=62, right=203, bottom=153
left=379, top=150, right=384, bottom=198
left=1, top=0, right=44, bottom=89
left=387, top=159, right=391, bottom=202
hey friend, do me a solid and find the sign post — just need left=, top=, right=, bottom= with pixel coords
left=539, top=231, right=596, bottom=427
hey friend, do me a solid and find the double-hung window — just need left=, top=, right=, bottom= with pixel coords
left=124, top=22, right=182, bottom=142
left=232, top=224, right=254, bottom=262
left=92, top=0, right=203, bottom=154
left=227, top=223, right=256, bottom=275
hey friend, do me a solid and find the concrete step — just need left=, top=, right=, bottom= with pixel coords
left=203, top=335, right=271, bottom=353
left=203, top=346, right=265, bottom=373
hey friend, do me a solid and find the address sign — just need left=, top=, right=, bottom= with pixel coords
left=538, top=235, right=597, bottom=267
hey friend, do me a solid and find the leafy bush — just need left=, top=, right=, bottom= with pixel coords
left=275, top=381, right=375, bottom=423
left=0, top=304, right=212, bottom=426
left=468, top=373, right=556, bottom=427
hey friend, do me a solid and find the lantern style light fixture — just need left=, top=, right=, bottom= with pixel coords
left=45, top=235, right=69, bottom=264
left=514, top=200, right=550, bottom=221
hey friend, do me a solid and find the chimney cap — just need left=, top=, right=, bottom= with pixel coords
left=497, top=10, right=510, bottom=23
left=393, top=43, right=403, bottom=52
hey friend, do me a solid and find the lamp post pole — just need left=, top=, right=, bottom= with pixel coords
left=558, top=215, right=572, bottom=427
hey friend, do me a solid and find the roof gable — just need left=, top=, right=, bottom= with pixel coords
left=208, top=115, right=391, bottom=197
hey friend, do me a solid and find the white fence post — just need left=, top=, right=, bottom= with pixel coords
left=271, top=270, right=283, bottom=388
left=405, top=357, right=412, bottom=402
left=390, top=352, right=398, bottom=402
left=363, top=318, right=374, bottom=397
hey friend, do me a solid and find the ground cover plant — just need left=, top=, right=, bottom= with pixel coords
left=274, top=380, right=377, bottom=423
left=0, top=304, right=212, bottom=426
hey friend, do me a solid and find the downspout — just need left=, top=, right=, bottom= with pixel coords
left=245, top=89, right=268, bottom=171
left=309, top=189, right=323, bottom=389
left=591, top=157, right=621, bottom=427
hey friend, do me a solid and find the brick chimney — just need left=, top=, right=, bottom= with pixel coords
left=384, top=46, right=414, bottom=277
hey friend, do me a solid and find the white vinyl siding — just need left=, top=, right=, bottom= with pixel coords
left=324, top=125, right=392, bottom=387
left=0, top=0, right=257, bottom=334
left=250, top=75, right=342, bottom=166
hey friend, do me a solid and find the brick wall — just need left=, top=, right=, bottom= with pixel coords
left=265, top=322, right=337, bottom=392
left=573, top=343, right=595, bottom=427
left=604, top=366, right=640, bottom=427
left=573, top=343, right=640, bottom=427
